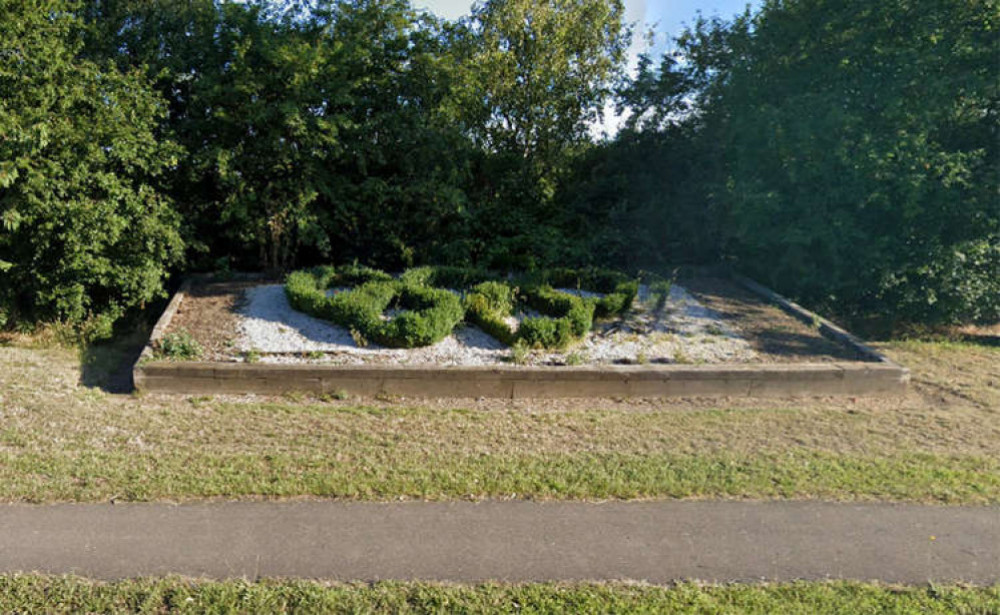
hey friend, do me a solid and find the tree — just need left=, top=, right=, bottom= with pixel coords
left=453, top=0, right=631, bottom=268
left=0, top=0, right=183, bottom=337
left=311, top=0, right=475, bottom=269
left=677, top=0, right=999, bottom=326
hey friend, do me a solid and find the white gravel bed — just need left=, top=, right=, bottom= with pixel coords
left=235, top=283, right=757, bottom=366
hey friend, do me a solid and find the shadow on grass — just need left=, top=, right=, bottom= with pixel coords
left=80, top=324, right=155, bottom=394
left=756, top=327, right=867, bottom=361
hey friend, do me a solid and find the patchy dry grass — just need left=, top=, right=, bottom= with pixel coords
left=0, top=576, right=996, bottom=614
left=0, top=337, right=996, bottom=503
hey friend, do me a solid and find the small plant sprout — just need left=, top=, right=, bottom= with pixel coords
left=705, top=324, right=725, bottom=336
left=243, top=348, right=262, bottom=363
left=565, top=351, right=586, bottom=366
left=510, top=340, right=530, bottom=365
left=349, top=327, right=369, bottom=348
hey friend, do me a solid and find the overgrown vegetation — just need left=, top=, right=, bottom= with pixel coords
left=591, top=0, right=999, bottom=329
left=1, top=0, right=995, bottom=338
left=153, top=330, right=203, bottom=361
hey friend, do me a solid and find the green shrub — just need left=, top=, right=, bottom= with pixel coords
left=287, top=265, right=641, bottom=350
left=375, top=285, right=465, bottom=348
left=519, top=268, right=638, bottom=320
left=518, top=315, right=575, bottom=349
left=0, top=1, right=183, bottom=339
left=594, top=281, right=639, bottom=319
left=334, top=264, right=393, bottom=286
left=522, top=285, right=595, bottom=339
left=154, top=330, right=203, bottom=361
left=467, top=279, right=599, bottom=350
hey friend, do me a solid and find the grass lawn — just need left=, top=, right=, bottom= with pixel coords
left=0, top=333, right=996, bottom=504
left=0, top=577, right=996, bottom=614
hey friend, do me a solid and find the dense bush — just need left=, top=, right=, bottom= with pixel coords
left=399, top=266, right=496, bottom=289
left=0, top=0, right=183, bottom=339
left=666, top=0, right=999, bottom=327
left=4, top=0, right=994, bottom=337
left=292, top=265, right=641, bottom=350
left=523, top=268, right=639, bottom=319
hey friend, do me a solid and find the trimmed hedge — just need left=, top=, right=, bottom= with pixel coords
left=465, top=281, right=596, bottom=350
left=288, top=264, right=643, bottom=350
left=285, top=266, right=463, bottom=348
left=464, top=281, right=520, bottom=346
left=399, top=266, right=496, bottom=289
left=521, top=267, right=638, bottom=319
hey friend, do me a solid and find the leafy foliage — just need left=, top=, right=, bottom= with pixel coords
left=3, top=0, right=994, bottom=335
left=0, top=0, right=183, bottom=338
left=451, top=0, right=631, bottom=269
left=464, top=281, right=520, bottom=346
left=672, top=0, right=999, bottom=327
left=465, top=279, right=602, bottom=350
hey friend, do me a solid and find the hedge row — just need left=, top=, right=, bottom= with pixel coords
left=285, top=267, right=464, bottom=348
left=286, top=265, right=647, bottom=349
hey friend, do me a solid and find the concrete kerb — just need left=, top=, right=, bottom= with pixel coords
left=133, top=274, right=910, bottom=398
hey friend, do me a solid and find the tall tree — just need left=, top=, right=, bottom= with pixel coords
left=678, top=0, right=999, bottom=326
left=0, top=0, right=182, bottom=337
left=453, top=0, right=630, bottom=268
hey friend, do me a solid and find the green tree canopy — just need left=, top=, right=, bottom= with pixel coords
left=0, top=0, right=183, bottom=336
left=676, top=0, right=999, bottom=326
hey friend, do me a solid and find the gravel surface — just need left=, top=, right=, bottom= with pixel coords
left=236, top=283, right=757, bottom=365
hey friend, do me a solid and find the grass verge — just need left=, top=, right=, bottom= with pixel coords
left=0, top=338, right=996, bottom=504
left=0, top=577, right=996, bottom=614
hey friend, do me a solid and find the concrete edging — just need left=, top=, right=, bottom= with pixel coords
left=133, top=276, right=909, bottom=398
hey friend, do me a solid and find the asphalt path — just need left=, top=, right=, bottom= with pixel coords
left=0, top=500, right=996, bottom=583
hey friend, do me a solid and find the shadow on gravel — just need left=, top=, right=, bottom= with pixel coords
left=80, top=326, right=153, bottom=394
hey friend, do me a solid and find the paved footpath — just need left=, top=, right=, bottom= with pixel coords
left=0, top=501, right=996, bottom=583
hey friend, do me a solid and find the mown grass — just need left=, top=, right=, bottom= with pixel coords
left=0, top=577, right=996, bottom=614
left=0, top=338, right=996, bottom=504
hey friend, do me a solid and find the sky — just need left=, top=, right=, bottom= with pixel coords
left=413, top=0, right=757, bottom=58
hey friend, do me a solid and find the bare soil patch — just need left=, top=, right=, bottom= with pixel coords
left=680, top=276, right=862, bottom=362
left=165, top=281, right=256, bottom=359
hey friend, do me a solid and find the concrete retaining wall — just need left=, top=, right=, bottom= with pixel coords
left=134, top=360, right=908, bottom=398
left=134, top=274, right=909, bottom=399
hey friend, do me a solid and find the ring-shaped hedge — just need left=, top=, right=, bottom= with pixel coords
left=527, top=267, right=640, bottom=319
left=464, top=281, right=597, bottom=350
left=285, top=266, right=464, bottom=348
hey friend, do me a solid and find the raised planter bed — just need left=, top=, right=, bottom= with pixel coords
left=133, top=271, right=909, bottom=398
